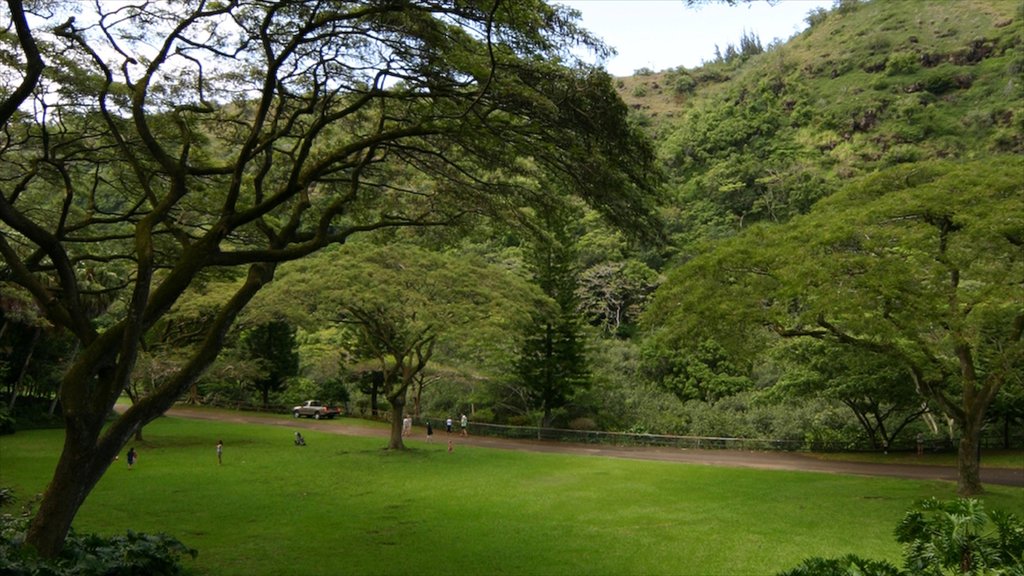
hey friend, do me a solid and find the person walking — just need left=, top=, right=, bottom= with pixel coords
left=445, top=417, right=453, bottom=434
left=426, top=420, right=434, bottom=442
left=126, top=447, right=137, bottom=470
left=402, top=415, right=412, bottom=437
left=216, top=440, right=223, bottom=465
left=460, top=413, right=468, bottom=436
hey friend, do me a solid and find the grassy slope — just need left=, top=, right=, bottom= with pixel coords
left=2, top=418, right=1021, bottom=576
left=617, top=0, right=1022, bottom=144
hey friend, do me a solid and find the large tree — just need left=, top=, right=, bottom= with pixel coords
left=0, top=0, right=660, bottom=556
left=772, top=340, right=928, bottom=451
left=644, top=158, right=1022, bottom=495
left=516, top=213, right=590, bottom=428
left=254, top=242, right=548, bottom=449
left=239, top=320, right=299, bottom=408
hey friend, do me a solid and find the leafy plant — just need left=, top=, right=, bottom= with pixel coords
left=896, top=498, right=1024, bottom=575
left=0, top=504, right=197, bottom=576
left=0, top=407, right=14, bottom=436
left=779, top=499, right=1024, bottom=576
left=777, top=554, right=902, bottom=576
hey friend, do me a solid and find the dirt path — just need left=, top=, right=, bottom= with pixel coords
left=164, top=407, right=1024, bottom=487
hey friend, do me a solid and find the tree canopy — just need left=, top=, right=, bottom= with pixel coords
left=0, top=0, right=661, bottom=556
left=644, top=157, right=1023, bottom=494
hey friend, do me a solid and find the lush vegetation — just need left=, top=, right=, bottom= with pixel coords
left=0, top=0, right=659, bottom=555
left=780, top=498, right=1024, bottom=576
left=2, top=417, right=1022, bottom=575
left=2, top=0, right=1021, bottom=558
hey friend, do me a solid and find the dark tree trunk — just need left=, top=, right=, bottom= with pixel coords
left=8, top=327, right=40, bottom=410
left=957, top=417, right=984, bottom=496
left=25, top=412, right=126, bottom=557
left=387, top=391, right=406, bottom=450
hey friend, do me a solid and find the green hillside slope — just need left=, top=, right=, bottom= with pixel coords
left=615, top=0, right=1022, bottom=252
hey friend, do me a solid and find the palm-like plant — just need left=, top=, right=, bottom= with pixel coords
left=896, top=498, right=1024, bottom=576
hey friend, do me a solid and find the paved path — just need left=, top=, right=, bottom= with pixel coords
left=164, top=407, right=1024, bottom=487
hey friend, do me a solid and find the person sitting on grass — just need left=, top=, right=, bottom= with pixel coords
left=294, top=432, right=306, bottom=446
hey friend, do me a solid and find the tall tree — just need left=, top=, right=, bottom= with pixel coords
left=644, top=158, right=1023, bottom=495
left=0, top=0, right=660, bottom=556
left=517, top=215, right=590, bottom=428
left=254, top=242, right=548, bottom=449
left=641, top=337, right=752, bottom=405
left=240, top=320, right=299, bottom=409
left=772, top=340, right=928, bottom=450
left=343, top=302, right=436, bottom=450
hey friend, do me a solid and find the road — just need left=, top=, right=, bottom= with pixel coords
left=164, top=406, right=1024, bottom=487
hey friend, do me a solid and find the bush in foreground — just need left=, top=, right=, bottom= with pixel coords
left=779, top=498, right=1024, bottom=576
left=0, top=499, right=197, bottom=576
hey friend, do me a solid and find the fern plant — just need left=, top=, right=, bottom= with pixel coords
left=896, top=498, right=1024, bottom=576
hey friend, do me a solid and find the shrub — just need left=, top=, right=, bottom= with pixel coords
left=777, top=554, right=902, bottom=576
left=921, top=70, right=960, bottom=95
left=779, top=499, right=1024, bottom=576
left=805, top=7, right=828, bottom=28
left=886, top=51, right=919, bottom=75
left=0, top=506, right=197, bottom=576
left=672, top=73, right=697, bottom=95
left=0, top=406, right=14, bottom=436
left=896, top=498, right=1024, bottom=576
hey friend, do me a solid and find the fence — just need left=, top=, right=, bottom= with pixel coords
left=417, top=418, right=1022, bottom=453
left=469, top=422, right=808, bottom=451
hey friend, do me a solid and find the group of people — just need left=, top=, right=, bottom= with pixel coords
left=121, top=413, right=470, bottom=469
left=409, top=413, right=469, bottom=441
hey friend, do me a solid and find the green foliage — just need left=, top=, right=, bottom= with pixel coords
left=645, top=157, right=1023, bottom=491
left=0, top=407, right=14, bottom=436
left=639, top=0, right=1023, bottom=250
left=239, top=321, right=299, bottom=408
left=886, top=51, right=919, bottom=75
left=896, top=498, right=1024, bottom=575
left=780, top=498, right=1024, bottom=576
left=2, top=0, right=664, bottom=554
left=668, top=71, right=697, bottom=95
left=576, top=259, right=659, bottom=338
left=642, top=338, right=752, bottom=405
left=777, top=554, right=902, bottom=576
left=12, top=418, right=1022, bottom=576
left=770, top=341, right=927, bottom=450
left=674, top=392, right=860, bottom=447
left=0, top=512, right=196, bottom=576
left=516, top=218, right=590, bottom=427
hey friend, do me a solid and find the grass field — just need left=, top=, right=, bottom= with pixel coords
left=2, top=417, right=1022, bottom=576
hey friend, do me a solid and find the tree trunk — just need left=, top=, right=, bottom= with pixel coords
left=8, top=327, right=40, bottom=410
left=387, top=392, right=406, bottom=450
left=25, top=420, right=122, bottom=557
left=956, top=417, right=984, bottom=496
left=23, top=262, right=275, bottom=557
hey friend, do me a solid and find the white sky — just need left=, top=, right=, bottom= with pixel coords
left=559, top=0, right=835, bottom=76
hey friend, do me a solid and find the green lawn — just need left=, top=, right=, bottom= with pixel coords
left=2, top=417, right=1021, bottom=576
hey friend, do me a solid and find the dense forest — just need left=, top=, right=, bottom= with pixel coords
left=0, top=0, right=1021, bottom=542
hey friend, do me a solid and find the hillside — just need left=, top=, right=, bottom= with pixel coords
left=614, top=0, right=1022, bottom=249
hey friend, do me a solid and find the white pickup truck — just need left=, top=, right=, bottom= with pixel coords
left=292, top=400, right=342, bottom=420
